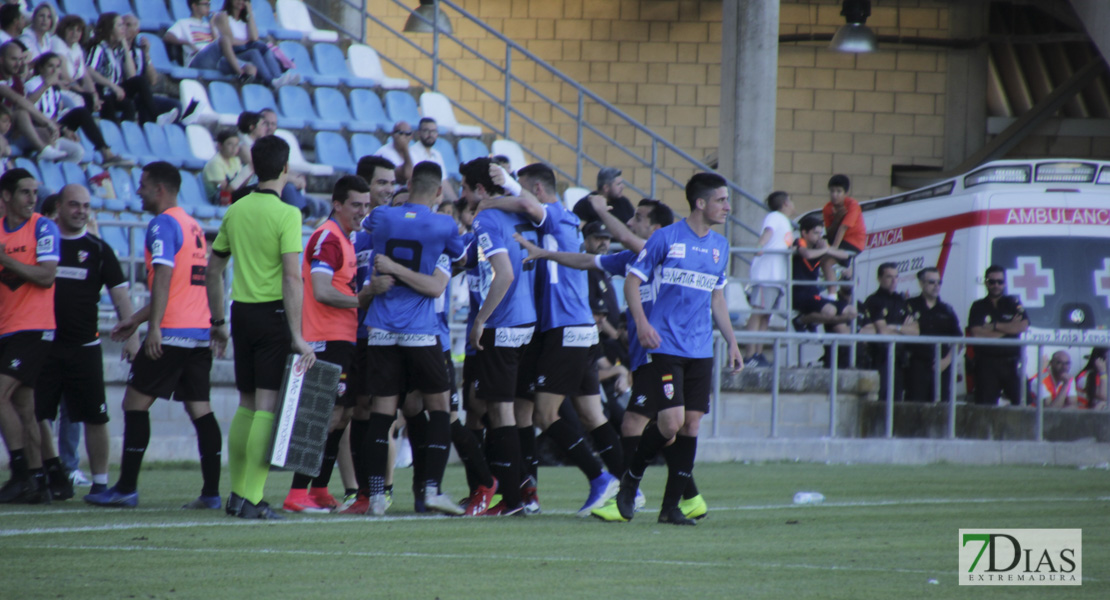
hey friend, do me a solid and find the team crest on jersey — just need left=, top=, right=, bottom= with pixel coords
left=667, top=243, right=686, bottom=259
left=663, top=383, right=674, bottom=399
left=712, top=248, right=720, bottom=263
left=77, top=250, right=89, bottom=263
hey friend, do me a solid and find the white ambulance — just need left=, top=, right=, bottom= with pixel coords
left=823, top=159, right=1110, bottom=388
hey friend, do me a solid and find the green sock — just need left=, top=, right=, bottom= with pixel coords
left=227, top=407, right=255, bottom=496
left=243, top=411, right=275, bottom=504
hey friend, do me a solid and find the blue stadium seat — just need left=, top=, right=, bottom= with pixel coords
left=97, top=0, right=136, bottom=22
left=178, top=173, right=215, bottom=218
left=62, top=161, right=88, bottom=187
left=313, top=87, right=373, bottom=133
left=160, top=123, right=207, bottom=170
left=13, top=158, right=41, bottom=181
left=252, top=0, right=301, bottom=40
left=434, top=137, right=460, bottom=180
left=278, top=86, right=340, bottom=131
left=314, top=131, right=356, bottom=173
left=96, top=120, right=138, bottom=162
left=97, top=211, right=131, bottom=257
left=140, top=33, right=199, bottom=79
left=140, top=122, right=182, bottom=169
left=278, top=41, right=338, bottom=87
left=109, top=167, right=137, bottom=202
left=241, top=83, right=305, bottom=129
left=457, top=138, right=489, bottom=164
left=134, top=0, right=174, bottom=30
left=349, top=133, right=382, bottom=161
left=170, top=0, right=189, bottom=20
left=61, top=0, right=99, bottom=23
left=384, top=90, right=421, bottom=126
left=120, top=121, right=162, bottom=165
left=349, top=89, right=392, bottom=133
left=76, top=129, right=96, bottom=163
left=312, top=43, right=375, bottom=88
left=207, top=80, right=244, bottom=121
left=37, top=160, right=66, bottom=195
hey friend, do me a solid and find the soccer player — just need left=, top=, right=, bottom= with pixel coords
left=35, top=185, right=140, bottom=501
left=85, top=162, right=222, bottom=509
left=360, top=161, right=466, bottom=516
left=613, top=172, right=743, bottom=525
left=0, top=168, right=59, bottom=504
left=207, top=135, right=316, bottom=520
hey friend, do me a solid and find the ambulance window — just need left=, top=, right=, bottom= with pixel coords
left=990, top=237, right=1110, bottom=330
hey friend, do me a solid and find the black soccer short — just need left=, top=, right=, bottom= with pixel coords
left=0, top=330, right=53, bottom=386
left=445, top=350, right=460, bottom=412
left=831, top=240, right=861, bottom=267
left=310, top=340, right=355, bottom=408
left=35, top=342, right=108, bottom=424
left=626, top=363, right=656, bottom=417
left=794, top=294, right=837, bottom=317
left=637, top=353, right=714, bottom=414
left=128, top=344, right=212, bottom=402
left=231, top=300, right=292, bottom=392
left=365, top=329, right=449, bottom=397
left=340, top=337, right=370, bottom=406
left=461, top=353, right=477, bottom=411
left=530, top=325, right=602, bottom=398
left=474, top=324, right=534, bottom=403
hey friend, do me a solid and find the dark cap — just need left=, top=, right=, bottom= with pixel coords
left=583, top=221, right=612, bottom=239
left=597, top=167, right=622, bottom=189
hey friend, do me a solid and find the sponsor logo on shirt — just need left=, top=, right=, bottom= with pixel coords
left=151, top=239, right=164, bottom=258
left=478, top=233, right=493, bottom=252
left=562, top=325, right=599, bottom=348
left=659, top=267, right=718, bottom=292
left=56, top=266, right=89, bottom=280
left=37, top=234, right=54, bottom=255
left=667, top=243, right=686, bottom=259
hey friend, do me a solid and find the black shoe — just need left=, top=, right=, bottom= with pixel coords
left=657, top=506, right=696, bottom=526
left=20, top=477, right=52, bottom=505
left=0, top=477, right=33, bottom=503
left=226, top=492, right=245, bottom=516
left=614, top=472, right=639, bottom=521
left=237, top=499, right=285, bottom=520
left=47, top=469, right=74, bottom=501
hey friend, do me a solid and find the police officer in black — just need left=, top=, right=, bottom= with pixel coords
left=862, top=262, right=918, bottom=401
left=968, top=265, right=1029, bottom=405
left=905, top=267, right=961, bottom=402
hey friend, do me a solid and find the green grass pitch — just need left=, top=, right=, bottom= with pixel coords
left=2, top=462, right=1106, bottom=599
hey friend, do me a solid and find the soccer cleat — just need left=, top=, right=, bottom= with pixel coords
left=340, top=494, right=369, bottom=515
left=614, top=472, right=640, bottom=521
left=0, top=477, right=33, bottom=503
left=308, top=488, right=339, bottom=510
left=658, top=506, right=696, bottom=526
left=226, top=492, right=245, bottom=516
left=463, top=478, right=498, bottom=516
left=84, top=485, right=138, bottom=508
left=412, top=484, right=426, bottom=513
left=424, top=486, right=465, bottom=516
left=678, top=494, right=708, bottom=520
left=578, top=472, right=620, bottom=517
left=283, top=490, right=331, bottom=513
left=182, top=495, right=222, bottom=510
left=48, top=470, right=75, bottom=501
left=520, top=476, right=540, bottom=515
left=68, top=469, right=92, bottom=487
left=590, top=499, right=628, bottom=522
left=338, top=492, right=361, bottom=513
left=238, top=499, right=285, bottom=520
left=634, top=488, right=646, bottom=511
left=480, top=499, right=524, bottom=517
left=22, top=478, right=52, bottom=505
left=368, top=493, right=390, bottom=516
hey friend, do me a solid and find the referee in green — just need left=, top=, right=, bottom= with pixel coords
left=207, top=135, right=316, bottom=520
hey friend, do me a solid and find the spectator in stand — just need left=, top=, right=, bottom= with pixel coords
left=26, top=52, right=132, bottom=166
left=967, top=265, right=1029, bottom=406
left=573, top=167, right=634, bottom=226
left=860, top=263, right=918, bottom=402
left=790, top=215, right=857, bottom=345
left=164, top=0, right=215, bottom=67
left=904, top=267, right=961, bottom=402
left=0, top=40, right=69, bottom=160
left=0, top=104, right=13, bottom=172
left=18, top=2, right=56, bottom=60
left=202, top=128, right=250, bottom=204
left=189, top=0, right=299, bottom=88
left=374, top=120, right=413, bottom=184
left=744, top=190, right=795, bottom=367
left=52, top=15, right=100, bottom=112
left=820, top=174, right=864, bottom=297
left=1076, top=348, right=1107, bottom=410
left=86, top=13, right=176, bottom=125
left=0, top=4, right=25, bottom=45
left=234, top=109, right=322, bottom=219
left=121, top=14, right=194, bottom=124
left=374, top=117, right=457, bottom=201
left=1032, top=351, right=1078, bottom=409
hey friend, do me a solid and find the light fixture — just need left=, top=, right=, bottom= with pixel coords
left=403, top=0, right=453, bottom=34
left=829, top=0, right=877, bottom=53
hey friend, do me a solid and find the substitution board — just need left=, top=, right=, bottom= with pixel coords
left=270, top=355, right=341, bottom=477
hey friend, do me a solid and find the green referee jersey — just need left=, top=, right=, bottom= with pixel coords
left=212, top=189, right=304, bottom=303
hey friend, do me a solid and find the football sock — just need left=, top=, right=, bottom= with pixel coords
left=311, top=428, right=346, bottom=489
left=349, top=418, right=369, bottom=494
left=661, top=434, right=697, bottom=511
left=8, top=449, right=28, bottom=480
left=488, top=426, right=522, bottom=508
left=192, top=413, right=222, bottom=498
left=423, top=411, right=450, bottom=490
left=116, top=410, right=150, bottom=494
left=242, top=410, right=275, bottom=504
left=620, top=435, right=640, bottom=476
left=684, top=477, right=700, bottom=500
left=365, top=412, right=394, bottom=496
left=590, top=422, right=623, bottom=475
left=290, top=472, right=313, bottom=491
left=407, top=412, right=429, bottom=492
left=517, top=425, right=537, bottom=481
left=227, top=407, right=255, bottom=496
left=451, top=419, right=493, bottom=490
left=628, top=421, right=668, bottom=480
left=546, top=418, right=602, bottom=481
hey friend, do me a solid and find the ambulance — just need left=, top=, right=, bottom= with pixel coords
left=821, top=159, right=1110, bottom=390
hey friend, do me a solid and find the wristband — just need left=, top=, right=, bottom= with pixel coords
left=210, top=318, right=226, bottom=326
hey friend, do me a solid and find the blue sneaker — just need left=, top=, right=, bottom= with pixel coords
left=578, top=472, right=619, bottom=517
left=84, top=485, right=138, bottom=508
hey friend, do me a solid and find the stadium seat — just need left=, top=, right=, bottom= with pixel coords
left=252, top=0, right=302, bottom=40
left=161, top=123, right=207, bottom=170
left=349, top=89, right=392, bottom=133
left=142, top=122, right=193, bottom=170
left=178, top=170, right=211, bottom=211
left=346, top=44, right=409, bottom=89
left=185, top=124, right=217, bottom=161
left=141, top=33, right=199, bottom=79
left=241, top=83, right=305, bottom=129
left=314, top=131, right=356, bottom=174
left=134, top=0, right=174, bottom=30
left=456, top=138, right=489, bottom=164
left=179, top=79, right=226, bottom=126
left=313, top=88, right=374, bottom=133
left=61, top=0, right=99, bottom=23
left=207, top=81, right=246, bottom=126
left=277, top=41, right=339, bottom=87
left=278, top=86, right=340, bottom=131
left=97, top=120, right=137, bottom=163
left=13, top=158, right=40, bottom=183
left=383, top=90, right=421, bottom=126
left=491, top=139, right=527, bottom=173
left=312, top=43, right=375, bottom=88
left=97, top=211, right=132, bottom=257
left=37, top=159, right=66, bottom=195
left=109, top=167, right=137, bottom=203
left=420, top=91, right=481, bottom=137
left=274, top=128, right=333, bottom=176
left=77, top=129, right=95, bottom=163
left=275, top=0, right=337, bottom=42
left=434, top=137, right=460, bottom=180
left=120, top=121, right=161, bottom=165
left=563, top=186, right=591, bottom=210
left=62, top=161, right=89, bottom=187
left=349, top=133, right=382, bottom=162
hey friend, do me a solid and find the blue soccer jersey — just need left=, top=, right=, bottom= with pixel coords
left=533, top=202, right=592, bottom=331
left=363, top=203, right=465, bottom=335
left=470, top=208, right=538, bottom=329
left=596, top=250, right=654, bottom=371
left=627, top=221, right=728, bottom=359
left=352, top=229, right=372, bottom=340
left=434, top=254, right=452, bottom=352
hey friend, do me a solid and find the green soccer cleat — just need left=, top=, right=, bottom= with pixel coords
left=590, top=499, right=628, bottom=522
left=678, top=494, right=708, bottom=520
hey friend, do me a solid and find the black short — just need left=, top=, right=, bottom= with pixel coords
left=462, top=353, right=477, bottom=411
left=231, top=300, right=292, bottom=393
left=0, top=330, right=53, bottom=386
left=445, top=350, right=459, bottom=412
left=829, top=240, right=860, bottom=267
left=626, top=364, right=656, bottom=418
left=340, top=337, right=370, bottom=406
left=794, top=295, right=837, bottom=316
left=474, top=325, right=534, bottom=403
left=637, top=353, right=714, bottom=414
left=34, top=342, right=108, bottom=424
left=311, top=340, right=355, bottom=408
left=530, top=325, right=601, bottom=397
left=514, top=334, right=541, bottom=399
left=128, top=344, right=212, bottom=402
left=365, top=330, right=449, bottom=397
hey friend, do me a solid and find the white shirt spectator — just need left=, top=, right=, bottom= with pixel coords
left=373, top=142, right=449, bottom=183
left=19, top=29, right=55, bottom=59
left=749, top=210, right=795, bottom=292
left=166, top=17, right=214, bottom=66
left=51, top=37, right=87, bottom=81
